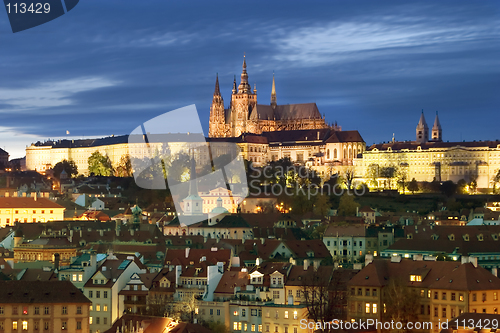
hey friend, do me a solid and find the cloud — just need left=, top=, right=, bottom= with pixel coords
left=0, top=77, right=117, bottom=110
left=272, top=15, right=500, bottom=67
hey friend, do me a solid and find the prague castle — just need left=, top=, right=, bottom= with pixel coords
left=209, top=56, right=335, bottom=138
left=357, top=112, right=500, bottom=191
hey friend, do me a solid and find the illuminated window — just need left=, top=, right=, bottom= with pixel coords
left=372, top=304, right=377, bottom=314
left=252, top=324, right=256, bottom=332
left=244, top=323, right=248, bottom=331
left=103, top=305, right=108, bottom=312
left=293, top=310, right=297, bottom=319
left=233, top=311, right=238, bottom=316
left=284, top=311, right=288, bottom=319
left=459, top=294, right=464, bottom=301
left=233, top=322, right=238, bottom=330
left=23, top=306, right=28, bottom=315
left=238, top=322, right=242, bottom=330
left=365, top=303, right=370, bottom=314
left=258, top=325, right=263, bottom=332
left=61, top=321, right=67, bottom=330
left=72, top=274, right=77, bottom=281
left=96, top=305, right=100, bottom=312
left=89, top=317, right=93, bottom=325
left=13, top=321, right=18, bottom=330
left=22, top=321, right=28, bottom=330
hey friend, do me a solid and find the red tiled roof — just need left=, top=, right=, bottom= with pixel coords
left=0, top=197, right=64, bottom=209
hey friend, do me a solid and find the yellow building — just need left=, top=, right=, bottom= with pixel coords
left=356, top=112, right=500, bottom=191
left=348, top=257, right=500, bottom=333
left=0, top=280, right=90, bottom=333
left=0, top=196, right=65, bottom=227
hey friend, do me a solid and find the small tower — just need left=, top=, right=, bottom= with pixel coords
left=208, top=74, right=225, bottom=138
left=13, top=227, right=24, bottom=248
left=270, top=73, right=277, bottom=109
left=431, top=111, right=442, bottom=142
left=182, top=156, right=203, bottom=216
left=416, top=110, right=429, bottom=144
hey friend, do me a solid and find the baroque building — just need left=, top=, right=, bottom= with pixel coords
left=355, top=112, right=500, bottom=191
left=209, top=56, right=335, bottom=138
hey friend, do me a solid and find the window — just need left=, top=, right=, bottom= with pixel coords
left=495, top=292, right=498, bottom=301
left=77, top=306, right=82, bottom=314
left=77, top=321, right=82, bottom=330
left=258, top=325, right=263, bottom=332
left=44, top=321, right=49, bottom=331
left=34, top=307, right=39, bottom=315
left=23, top=306, right=28, bottom=315
left=372, top=289, right=377, bottom=297
left=96, top=317, right=100, bottom=324
left=23, top=321, right=28, bottom=330
left=44, top=307, right=49, bottom=315
left=273, top=291, right=280, bottom=299
left=442, top=292, right=447, bottom=301
left=244, top=323, right=247, bottom=331
left=472, top=293, right=477, bottom=302
left=275, top=311, right=279, bottom=319
left=434, top=292, right=438, bottom=300
left=89, top=291, right=93, bottom=298
left=96, top=305, right=100, bottom=312
left=372, top=304, right=377, bottom=314
left=451, top=293, right=456, bottom=301
left=442, top=308, right=446, bottom=318
left=89, top=317, right=92, bottom=325
left=103, top=305, right=108, bottom=312
left=34, top=321, right=39, bottom=330
left=96, top=291, right=100, bottom=298
left=61, top=321, right=67, bottom=330
left=210, top=309, right=213, bottom=315
left=72, top=274, right=77, bottom=281
left=251, top=309, right=257, bottom=316
left=365, top=303, right=370, bottom=314
left=296, top=290, right=300, bottom=298
left=459, top=294, right=464, bottom=301
left=13, top=321, right=18, bottom=330
left=482, top=293, right=487, bottom=302
left=293, top=310, right=297, bottom=319
left=266, top=325, right=270, bottom=332
left=242, top=309, right=246, bottom=317
left=365, top=288, right=370, bottom=296
left=284, top=311, right=288, bottom=319
left=434, top=307, right=438, bottom=317
left=78, top=274, right=83, bottom=282
left=13, top=306, right=18, bottom=315
left=428, top=290, right=431, bottom=298
left=62, top=306, right=67, bottom=315
left=217, top=309, right=221, bottom=316
left=104, top=318, right=107, bottom=325
left=103, top=291, right=108, bottom=298
left=0, top=306, right=3, bottom=314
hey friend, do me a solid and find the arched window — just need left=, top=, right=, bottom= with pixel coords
left=250, top=147, right=253, bottom=152
left=349, top=147, right=352, bottom=159
left=327, top=149, right=330, bottom=160
left=344, top=148, right=347, bottom=159
left=334, top=149, right=337, bottom=159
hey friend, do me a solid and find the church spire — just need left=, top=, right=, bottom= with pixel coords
left=271, top=73, right=277, bottom=108
left=232, top=75, right=237, bottom=94
left=238, top=54, right=251, bottom=94
left=431, top=111, right=442, bottom=142
left=416, top=110, right=429, bottom=143
left=214, top=73, right=221, bottom=97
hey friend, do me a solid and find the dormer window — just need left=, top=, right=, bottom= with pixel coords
left=432, top=234, right=439, bottom=240
left=407, top=234, right=413, bottom=239
left=477, top=234, right=484, bottom=241
left=463, top=234, right=469, bottom=241
left=448, top=234, right=455, bottom=241
left=410, top=275, right=422, bottom=282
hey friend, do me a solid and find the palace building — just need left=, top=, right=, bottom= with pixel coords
left=208, top=56, right=337, bottom=138
left=356, top=112, right=500, bottom=191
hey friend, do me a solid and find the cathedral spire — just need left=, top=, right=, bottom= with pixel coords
left=271, top=73, right=277, bottom=108
left=238, top=54, right=251, bottom=94
left=214, top=73, right=221, bottom=97
left=232, top=75, right=237, bottom=94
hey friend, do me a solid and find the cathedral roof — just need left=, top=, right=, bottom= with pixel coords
left=249, top=103, right=322, bottom=121
left=324, top=130, right=365, bottom=143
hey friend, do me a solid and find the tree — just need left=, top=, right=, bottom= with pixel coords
left=341, top=167, right=355, bottom=190
left=337, top=194, right=359, bottom=217
left=88, top=151, right=113, bottom=176
left=314, top=194, right=331, bottom=216
left=366, top=164, right=380, bottom=189
left=383, top=278, right=420, bottom=332
left=175, top=293, right=198, bottom=323
left=53, top=159, right=78, bottom=178
left=146, top=293, right=175, bottom=317
left=301, top=267, right=347, bottom=332
left=408, top=178, right=419, bottom=194
left=493, top=169, right=500, bottom=194
left=115, top=154, right=132, bottom=177
left=380, top=165, right=398, bottom=189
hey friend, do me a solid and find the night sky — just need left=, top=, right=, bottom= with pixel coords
left=0, top=1, right=499, bottom=158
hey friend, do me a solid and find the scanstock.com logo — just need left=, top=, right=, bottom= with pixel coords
left=128, top=105, right=249, bottom=227
left=3, top=0, right=79, bottom=33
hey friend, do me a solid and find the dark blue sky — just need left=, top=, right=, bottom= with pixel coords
left=1, top=0, right=499, bottom=158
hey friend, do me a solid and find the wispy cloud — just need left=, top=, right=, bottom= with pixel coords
left=272, top=16, right=500, bottom=67
left=0, top=77, right=117, bottom=110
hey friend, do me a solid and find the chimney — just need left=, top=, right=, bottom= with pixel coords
left=461, top=256, right=470, bottom=265
left=130, top=229, right=134, bottom=236
left=260, top=238, right=265, bottom=245
left=470, top=256, right=478, bottom=268
left=363, top=254, right=373, bottom=266
left=99, top=230, right=104, bottom=237
left=303, top=259, right=309, bottom=270
left=79, top=230, right=83, bottom=237
left=413, top=254, right=423, bottom=261
left=54, top=253, right=60, bottom=271
left=390, top=255, right=402, bottom=263
left=492, top=268, right=498, bottom=277
left=175, top=265, right=182, bottom=287
left=185, top=248, right=190, bottom=259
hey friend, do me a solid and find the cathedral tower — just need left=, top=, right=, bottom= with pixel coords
left=230, top=55, right=257, bottom=137
left=208, top=74, right=226, bottom=138
left=416, top=111, right=429, bottom=144
left=271, top=73, right=277, bottom=109
left=431, top=111, right=442, bottom=142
